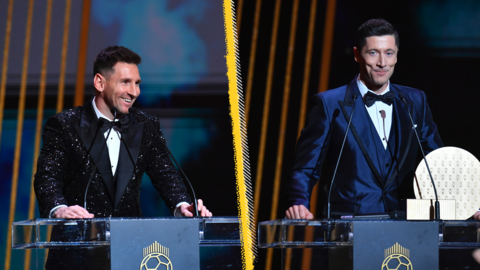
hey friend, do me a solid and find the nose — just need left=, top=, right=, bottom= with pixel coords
left=128, top=83, right=140, bottom=98
left=378, top=53, right=386, bottom=67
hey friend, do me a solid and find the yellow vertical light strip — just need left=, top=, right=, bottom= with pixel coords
left=24, top=0, right=53, bottom=269
left=301, top=1, right=335, bottom=268
left=300, top=187, right=318, bottom=270
left=250, top=0, right=264, bottom=230
left=4, top=0, right=35, bottom=269
left=267, top=1, right=299, bottom=269
left=243, top=0, right=261, bottom=125
left=318, top=0, right=337, bottom=93
left=236, top=0, right=244, bottom=35
left=261, top=1, right=282, bottom=270
left=57, top=0, right=72, bottom=113
left=297, top=0, right=318, bottom=139
left=299, top=2, right=319, bottom=266
left=253, top=0, right=281, bottom=228
left=224, top=1, right=255, bottom=269
left=0, top=0, right=15, bottom=148
left=73, top=0, right=91, bottom=106
left=284, top=226, right=295, bottom=270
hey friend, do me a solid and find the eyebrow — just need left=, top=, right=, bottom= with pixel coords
left=366, top=48, right=396, bottom=52
left=120, top=77, right=142, bottom=83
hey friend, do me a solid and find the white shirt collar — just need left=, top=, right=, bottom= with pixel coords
left=92, top=96, right=116, bottom=121
left=356, top=74, right=390, bottom=98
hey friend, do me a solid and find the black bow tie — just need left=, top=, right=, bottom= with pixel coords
left=99, top=116, right=130, bottom=133
left=364, top=91, right=395, bottom=107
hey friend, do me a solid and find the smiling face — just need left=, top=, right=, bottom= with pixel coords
left=94, top=62, right=141, bottom=119
left=354, top=35, right=398, bottom=93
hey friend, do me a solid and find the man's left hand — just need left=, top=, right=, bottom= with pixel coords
left=473, top=211, right=480, bottom=220
left=180, top=199, right=212, bottom=217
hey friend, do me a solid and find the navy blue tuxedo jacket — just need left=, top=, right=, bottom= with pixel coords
left=287, top=78, right=443, bottom=216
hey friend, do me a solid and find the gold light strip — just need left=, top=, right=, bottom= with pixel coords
left=284, top=226, right=295, bottom=270
left=250, top=0, right=263, bottom=226
left=57, top=0, right=72, bottom=113
left=297, top=0, right=318, bottom=138
left=301, top=1, right=336, bottom=268
left=4, top=0, right=35, bottom=269
left=253, top=0, right=279, bottom=224
left=300, top=185, right=318, bottom=270
left=262, top=0, right=283, bottom=269
left=45, top=0, right=71, bottom=263
left=236, top=0, right=244, bottom=35
left=268, top=0, right=299, bottom=269
left=270, top=0, right=299, bottom=221
left=318, top=0, right=337, bottom=93
left=0, top=0, right=15, bottom=148
left=74, top=0, right=91, bottom=106
left=243, top=0, right=262, bottom=125
left=24, top=0, right=53, bottom=269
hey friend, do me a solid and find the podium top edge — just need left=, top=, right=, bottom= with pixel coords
left=13, top=216, right=239, bottom=225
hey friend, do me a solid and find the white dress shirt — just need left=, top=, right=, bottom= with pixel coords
left=92, top=97, right=121, bottom=175
left=356, top=77, right=392, bottom=149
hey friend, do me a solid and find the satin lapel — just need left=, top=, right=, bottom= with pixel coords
left=384, top=85, right=414, bottom=188
left=74, top=97, right=115, bottom=202
left=114, top=113, right=144, bottom=207
left=338, top=80, right=384, bottom=188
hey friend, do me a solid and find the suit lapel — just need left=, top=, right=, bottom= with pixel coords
left=384, top=85, right=414, bottom=188
left=114, top=113, right=144, bottom=207
left=75, top=97, right=115, bottom=202
left=338, top=80, right=384, bottom=188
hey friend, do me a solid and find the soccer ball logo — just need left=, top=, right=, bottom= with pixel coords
left=382, top=253, right=412, bottom=270
left=140, top=253, right=173, bottom=270
left=140, top=241, right=173, bottom=270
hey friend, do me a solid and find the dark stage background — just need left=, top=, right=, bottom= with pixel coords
left=235, top=0, right=480, bottom=268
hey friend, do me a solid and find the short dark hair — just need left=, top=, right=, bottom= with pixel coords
left=355, top=19, right=399, bottom=50
left=93, top=46, right=141, bottom=77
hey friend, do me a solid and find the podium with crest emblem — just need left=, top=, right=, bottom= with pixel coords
left=12, top=217, right=241, bottom=270
left=259, top=219, right=480, bottom=270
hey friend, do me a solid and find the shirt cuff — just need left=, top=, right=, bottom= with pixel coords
left=49, top=205, right=68, bottom=218
left=173, top=202, right=190, bottom=217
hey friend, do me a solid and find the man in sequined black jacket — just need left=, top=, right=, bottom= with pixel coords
left=34, top=98, right=193, bottom=218
left=34, top=46, right=211, bottom=269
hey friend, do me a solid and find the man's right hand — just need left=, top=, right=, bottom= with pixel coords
left=285, top=205, right=314, bottom=219
left=54, top=205, right=94, bottom=218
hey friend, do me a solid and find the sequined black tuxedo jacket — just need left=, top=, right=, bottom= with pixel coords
left=34, top=98, right=191, bottom=218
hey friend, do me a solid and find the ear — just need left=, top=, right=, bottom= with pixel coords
left=93, top=73, right=105, bottom=92
left=353, top=47, right=360, bottom=63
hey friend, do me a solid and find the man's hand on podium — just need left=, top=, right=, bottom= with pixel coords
left=473, top=249, right=480, bottom=264
left=285, top=205, right=314, bottom=219
left=180, top=199, right=212, bottom=217
left=54, top=205, right=94, bottom=219
left=473, top=211, right=480, bottom=220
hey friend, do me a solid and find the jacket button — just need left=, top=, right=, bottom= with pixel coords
left=383, top=190, right=387, bottom=195
left=386, top=163, right=390, bottom=167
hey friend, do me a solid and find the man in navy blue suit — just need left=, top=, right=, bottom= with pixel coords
left=286, top=19, right=443, bottom=219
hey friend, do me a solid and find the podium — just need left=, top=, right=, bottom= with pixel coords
left=259, top=219, right=480, bottom=270
left=12, top=217, right=241, bottom=270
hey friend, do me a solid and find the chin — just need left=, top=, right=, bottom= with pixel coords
left=372, top=78, right=389, bottom=87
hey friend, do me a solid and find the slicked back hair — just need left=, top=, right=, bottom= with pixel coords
left=355, top=19, right=399, bottom=51
left=93, top=46, right=141, bottom=77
